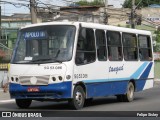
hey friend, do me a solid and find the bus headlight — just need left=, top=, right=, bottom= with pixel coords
left=11, top=77, right=14, bottom=82
left=58, top=76, right=63, bottom=81
left=52, top=77, right=56, bottom=82
left=50, top=75, right=64, bottom=83
left=10, top=76, right=19, bottom=83
left=15, top=77, right=19, bottom=83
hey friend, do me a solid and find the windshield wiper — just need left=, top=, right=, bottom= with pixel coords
left=29, top=57, right=62, bottom=64
left=30, top=58, right=51, bottom=62
left=28, top=50, right=62, bottom=64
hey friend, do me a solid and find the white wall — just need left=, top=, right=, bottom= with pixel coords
left=0, top=71, right=8, bottom=88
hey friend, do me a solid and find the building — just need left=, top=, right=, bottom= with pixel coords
left=54, top=6, right=104, bottom=23
left=1, top=14, right=31, bottom=49
left=0, top=13, right=32, bottom=65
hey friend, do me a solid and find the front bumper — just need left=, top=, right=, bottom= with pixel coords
left=9, top=81, right=72, bottom=100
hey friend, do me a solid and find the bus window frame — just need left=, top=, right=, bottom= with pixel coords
left=122, top=32, right=138, bottom=61
left=106, top=30, right=123, bottom=61
left=138, top=34, right=153, bottom=61
left=95, top=29, right=107, bottom=61
left=75, top=27, right=96, bottom=66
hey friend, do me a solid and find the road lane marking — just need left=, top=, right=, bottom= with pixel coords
left=0, top=99, right=15, bottom=103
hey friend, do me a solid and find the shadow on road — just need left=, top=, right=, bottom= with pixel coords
left=14, top=96, right=145, bottom=110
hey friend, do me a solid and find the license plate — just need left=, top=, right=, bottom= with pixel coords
left=27, top=87, right=39, bottom=92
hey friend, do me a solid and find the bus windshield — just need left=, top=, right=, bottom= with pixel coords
left=11, top=25, right=76, bottom=64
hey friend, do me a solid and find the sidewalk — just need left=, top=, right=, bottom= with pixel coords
left=0, top=89, right=11, bottom=101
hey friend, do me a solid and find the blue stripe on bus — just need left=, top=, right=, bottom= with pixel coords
left=130, top=62, right=149, bottom=79
left=136, top=62, right=153, bottom=91
left=9, top=81, right=72, bottom=99
left=86, top=81, right=128, bottom=97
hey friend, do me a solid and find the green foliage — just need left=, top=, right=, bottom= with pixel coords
left=76, top=0, right=104, bottom=6
left=154, top=31, right=160, bottom=43
left=154, top=30, right=160, bottom=52
left=117, top=24, right=121, bottom=27
left=123, top=0, right=160, bottom=8
left=155, top=61, right=160, bottom=78
left=125, top=24, right=130, bottom=28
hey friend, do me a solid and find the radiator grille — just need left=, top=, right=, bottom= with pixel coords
left=19, top=76, right=50, bottom=85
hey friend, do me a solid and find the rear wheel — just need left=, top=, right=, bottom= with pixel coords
left=16, top=99, right=32, bottom=108
left=69, top=86, right=85, bottom=110
left=123, top=82, right=135, bottom=102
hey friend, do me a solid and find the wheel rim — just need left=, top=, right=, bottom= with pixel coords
left=75, top=91, right=83, bottom=106
left=128, top=85, right=134, bottom=99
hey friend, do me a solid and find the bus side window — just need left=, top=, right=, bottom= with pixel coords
left=138, top=35, right=152, bottom=61
left=96, top=29, right=107, bottom=61
left=107, top=31, right=122, bottom=61
left=75, top=28, right=96, bottom=65
left=122, top=33, right=138, bottom=61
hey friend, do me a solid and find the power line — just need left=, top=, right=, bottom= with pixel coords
left=1, top=0, right=159, bottom=29
left=0, top=0, right=29, bottom=8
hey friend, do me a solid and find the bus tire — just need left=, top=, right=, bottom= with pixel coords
left=123, top=82, right=134, bottom=102
left=116, top=95, right=124, bottom=102
left=69, top=86, right=85, bottom=110
left=16, top=99, right=32, bottom=108
left=85, top=98, right=93, bottom=106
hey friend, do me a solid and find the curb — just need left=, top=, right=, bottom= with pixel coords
left=0, top=99, right=15, bottom=103
left=0, top=88, right=3, bottom=92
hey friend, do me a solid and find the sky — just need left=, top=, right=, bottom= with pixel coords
left=0, top=0, right=125, bottom=16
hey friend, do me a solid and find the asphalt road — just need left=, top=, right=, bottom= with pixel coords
left=0, top=81, right=160, bottom=118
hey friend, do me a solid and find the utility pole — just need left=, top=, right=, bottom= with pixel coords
left=0, top=0, right=2, bottom=41
left=104, top=0, right=108, bottom=25
left=0, top=5, right=1, bottom=41
left=30, top=0, right=37, bottom=24
left=131, top=0, right=135, bottom=28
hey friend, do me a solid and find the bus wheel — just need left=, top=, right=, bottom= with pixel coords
left=16, top=99, right=32, bottom=108
left=123, top=82, right=135, bottom=102
left=69, top=86, right=85, bottom=110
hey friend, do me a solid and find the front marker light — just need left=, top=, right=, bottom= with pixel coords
left=66, top=75, right=71, bottom=80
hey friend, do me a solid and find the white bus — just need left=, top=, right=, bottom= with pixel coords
left=9, top=22, right=154, bottom=110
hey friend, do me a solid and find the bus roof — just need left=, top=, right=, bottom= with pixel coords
left=22, top=21, right=151, bottom=36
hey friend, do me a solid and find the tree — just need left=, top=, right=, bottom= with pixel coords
left=123, top=0, right=160, bottom=8
left=154, top=29, right=160, bottom=52
left=76, top=0, right=104, bottom=6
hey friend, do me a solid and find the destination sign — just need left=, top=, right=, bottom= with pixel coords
left=24, top=31, right=48, bottom=40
